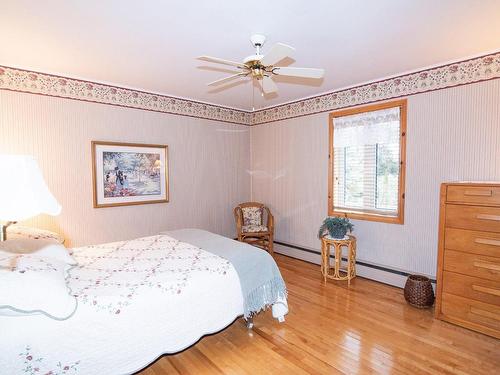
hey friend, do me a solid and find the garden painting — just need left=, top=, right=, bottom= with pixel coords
left=103, top=152, right=161, bottom=197
left=93, top=142, right=168, bottom=207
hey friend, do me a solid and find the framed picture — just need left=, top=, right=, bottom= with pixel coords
left=92, top=141, right=169, bottom=208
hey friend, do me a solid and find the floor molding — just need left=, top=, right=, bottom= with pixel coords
left=274, top=240, right=436, bottom=289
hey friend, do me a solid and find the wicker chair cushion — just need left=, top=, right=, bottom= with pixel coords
left=241, top=207, right=263, bottom=226
left=242, top=225, right=268, bottom=233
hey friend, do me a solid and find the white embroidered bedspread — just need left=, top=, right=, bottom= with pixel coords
left=0, top=235, right=245, bottom=374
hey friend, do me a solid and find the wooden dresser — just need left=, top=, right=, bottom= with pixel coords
left=435, top=182, right=500, bottom=338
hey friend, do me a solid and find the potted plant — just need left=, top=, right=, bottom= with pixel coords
left=318, top=217, right=353, bottom=239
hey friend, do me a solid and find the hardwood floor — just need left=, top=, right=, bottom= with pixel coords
left=139, top=254, right=500, bottom=374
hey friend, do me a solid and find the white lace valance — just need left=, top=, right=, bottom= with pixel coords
left=333, top=107, right=400, bottom=148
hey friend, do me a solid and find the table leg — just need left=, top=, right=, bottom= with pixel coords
left=352, top=241, right=357, bottom=279
left=321, top=241, right=326, bottom=283
left=347, top=245, right=351, bottom=287
left=334, top=244, right=341, bottom=279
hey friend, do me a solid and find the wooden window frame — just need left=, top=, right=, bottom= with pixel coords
left=328, top=99, right=407, bottom=224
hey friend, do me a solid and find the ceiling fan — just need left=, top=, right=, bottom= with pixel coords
left=197, top=34, right=325, bottom=95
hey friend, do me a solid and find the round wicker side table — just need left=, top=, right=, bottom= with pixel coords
left=320, top=235, right=356, bottom=286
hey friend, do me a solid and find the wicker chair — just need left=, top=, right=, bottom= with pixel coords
left=234, top=202, right=274, bottom=256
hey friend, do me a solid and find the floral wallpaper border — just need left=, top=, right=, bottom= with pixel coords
left=252, top=51, right=500, bottom=125
left=1, top=51, right=499, bottom=126
left=0, top=66, right=253, bottom=125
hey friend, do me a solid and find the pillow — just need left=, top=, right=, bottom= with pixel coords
left=0, top=254, right=77, bottom=320
left=242, top=206, right=263, bottom=226
left=0, top=239, right=77, bottom=266
left=6, top=225, right=65, bottom=244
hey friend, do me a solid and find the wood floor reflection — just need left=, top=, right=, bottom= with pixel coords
left=139, top=254, right=500, bottom=374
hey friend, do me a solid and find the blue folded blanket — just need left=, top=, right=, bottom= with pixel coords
left=163, top=229, right=287, bottom=318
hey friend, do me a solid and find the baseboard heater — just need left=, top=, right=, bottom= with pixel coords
left=273, top=240, right=436, bottom=286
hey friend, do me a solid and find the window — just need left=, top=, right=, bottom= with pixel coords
left=328, top=100, right=407, bottom=224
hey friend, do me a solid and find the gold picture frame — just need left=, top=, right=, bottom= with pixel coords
left=91, top=141, right=169, bottom=208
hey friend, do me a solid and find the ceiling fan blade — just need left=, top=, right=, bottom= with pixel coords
left=258, top=76, right=278, bottom=94
left=197, top=55, right=245, bottom=68
left=273, top=67, right=325, bottom=79
left=260, top=43, right=295, bottom=66
left=207, top=73, right=246, bottom=86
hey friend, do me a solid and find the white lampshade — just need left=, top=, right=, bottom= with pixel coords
left=0, top=155, right=61, bottom=221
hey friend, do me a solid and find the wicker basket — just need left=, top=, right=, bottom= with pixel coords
left=404, top=275, right=435, bottom=308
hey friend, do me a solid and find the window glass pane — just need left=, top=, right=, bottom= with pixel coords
left=344, top=146, right=364, bottom=208
left=376, top=143, right=399, bottom=211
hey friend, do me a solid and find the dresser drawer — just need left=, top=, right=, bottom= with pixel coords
left=444, top=228, right=500, bottom=257
left=443, top=249, right=500, bottom=282
left=441, top=293, right=500, bottom=337
left=442, top=271, right=500, bottom=306
left=445, top=204, right=500, bottom=233
left=446, top=185, right=500, bottom=206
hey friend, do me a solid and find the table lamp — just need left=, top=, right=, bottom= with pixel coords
left=0, top=155, right=61, bottom=241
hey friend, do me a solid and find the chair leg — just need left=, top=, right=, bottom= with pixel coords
left=268, top=233, right=274, bottom=256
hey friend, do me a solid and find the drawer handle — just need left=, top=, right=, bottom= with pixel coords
left=470, top=307, right=500, bottom=321
left=473, top=261, right=500, bottom=272
left=475, top=238, right=500, bottom=247
left=464, top=190, right=493, bottom=197
left=476, top=214, right=500, bottom=222
left=472, top=284, right=500, bottom=297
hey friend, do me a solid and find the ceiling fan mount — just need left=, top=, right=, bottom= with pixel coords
left=244, top=35, right=278, bottom=80
left=249, top=33, right=266, bottom=48
left=197, top=34, right=325, bottom=94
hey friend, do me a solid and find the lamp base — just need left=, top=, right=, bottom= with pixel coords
left=0, top=221, right=16, bottom=241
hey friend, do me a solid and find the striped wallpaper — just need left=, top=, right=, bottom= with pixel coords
left=0, top=91, right=250, bottom=246
left=1, top=66, right=499, bottom=280
left=250, top=79, right=500, bottom=277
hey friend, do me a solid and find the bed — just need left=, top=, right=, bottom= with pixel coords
left=0, top=229, right=288, bottom=375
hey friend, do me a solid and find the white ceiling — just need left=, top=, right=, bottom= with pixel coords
left=1, top=0, right=500, bottom=111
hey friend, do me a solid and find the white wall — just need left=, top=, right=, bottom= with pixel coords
left=0, top=91, right=250, bottom=246
left=251, top=79, right=500, bottom=278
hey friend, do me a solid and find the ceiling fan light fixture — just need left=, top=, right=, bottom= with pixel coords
left=251, top=67, right=264, bottom=79
left=197, top=34, right=325, bottom=95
